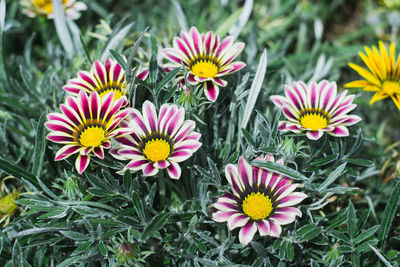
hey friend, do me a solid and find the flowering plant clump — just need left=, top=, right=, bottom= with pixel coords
left=346, top=41, right=400, bottom=110
left=270, top=80, right=362, bottom=140
left=163, top=26, right=246, bottom=102
left=110, top=100, right=202, bottom=179
left=212, top=155, right=307, bottom=245
left=45, top=91, right=132, bottom=174
left=1, top=1, right=400, bottom=266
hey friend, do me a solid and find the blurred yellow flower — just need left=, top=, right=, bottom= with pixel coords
left=345, top=41, right=400, bottom=110
left=20, top=0, right=87, bottom=20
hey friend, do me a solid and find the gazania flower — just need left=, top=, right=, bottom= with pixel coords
left=110, top=101, right=202, bottom=179
left=212, top=155, right=307, bottom=245
left=345, top=41, right=400, bottom=110
left=163, top=26, right=246, bottom=102
left=45, top=91, right=132, bottom=174
left=63, top=58, right=149, bottom=106
left=20, top=0, right=87, bottom=20
left=270, top=80, right=362, bottom=140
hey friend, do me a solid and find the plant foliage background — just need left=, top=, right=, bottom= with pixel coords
left=0, top=0, right=400, bottom=266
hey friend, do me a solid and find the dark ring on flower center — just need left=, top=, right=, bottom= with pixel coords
left=96, top=82, right=124, bottom=95
left=137, top=131, right=175, bottom=155
left=188, top=55, right=221, bottom=71
left=299, top=108, right=331, bottom=122
left=73, top=120, right=107, bottom=144
left=237, top=185, right=278, bottom=222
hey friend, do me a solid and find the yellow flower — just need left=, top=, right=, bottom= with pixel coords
left=0, top=189, right=19, bottom=227
left=20, top=0, right=87, bottom=20
left=345, top=41, right=400, bottom=110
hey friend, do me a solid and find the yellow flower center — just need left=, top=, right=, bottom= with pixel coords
left=300, top=113, right=328, bottom=131
left=31, top=0, right=68, bottom=14
left=79, top=127, right=106, bottom=147
left=143, top=139, right=171, bottom=162
left=0, top=190, right=19, bottom=214
left=98, top=82, right=125, bottom=100
left=99, top=88, right=123, bottom=100
left=242, top=192, right=273, bottom=221
left=382, top=81, right=400, bottom=95
left=191, top=60, right=219, bottom=78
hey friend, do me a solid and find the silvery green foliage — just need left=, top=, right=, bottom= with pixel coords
left=0, top=0, right=399, bottom=266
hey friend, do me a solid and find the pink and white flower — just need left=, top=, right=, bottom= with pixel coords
left=20, top=0, right=87, bottom=20
left=45, top=91, right=132, bottom=174
left=110, top=101, right=202, bottom=179
left=163, top=26, right=246, bottom=102
left=270, top=80, right=362, bottom=140
left=212, top=155, right=307, bottom=246
left=63, top=58, right=149, bottom=106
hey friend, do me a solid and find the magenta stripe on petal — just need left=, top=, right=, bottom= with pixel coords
left=257, top=220, right=270, bottom=236
left=227, top=213, right=249, bottom=230
left=76, top=154, right=90, bottom=174
left=270, top=212, right=295, bottom=225
left=167, top=161, right=181, bottom=179
left=47, top=135, right=74, bottom=143
left=238, top=157, right=252, bottom=187
left=79, top=71, right=97, bottom=89
left=94, top=61, right=105, bottom=84
left=205, top=81, right=218, bottom=102
left=127, top=159, right=148, bottom=169
left=239, top=221, right=257, bottom=245
left=89, top=92, right=100, bottom=119
left=113, top=63, right=122, bottom=81
left=143, top=163, right=158, bottom=176
left=269, top=220, right=282, bottom=237
left=212, top=211, right=236, bottom=222
left=55, top=145, right=81, bottom=161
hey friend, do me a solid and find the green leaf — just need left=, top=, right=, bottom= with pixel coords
left=101, top=22, right=134, bottom=62
left=12, top=239, right=24, bottom=267
left=353, top=225, right=379, bottom=245
left=131, top=191, right=146, bottom=222
left=0, top=158, right=38, bottom=186
left=72, top=241, right=93, bottom=256
left=295, top=223, right=322, bottom=242
left=52, top=0, right=74, bottom=56
left=60, top=231, right=89, bottom=241
left=149, top=51, right=158, bottom=88
left=241, top=49, right=267, bottom=129
left=347, top=201, right=357, bottom=238
left=10, top=227, right=67, bottom=239
left=252, top=160, right=308, bottom=181
left=125, top=26, right=149, bottom=83
left=378, top=179, right=400, bottom=250
left=310, top=154, right=338, bottom=166
left=318, top=163, right=346, bottom=191
left=141, top=212, right=171, bottom=240
left=109, top=49, right=127, bottom=69
left=155, top=67, right=181, bottom=95
left=368, top=245, right=393, bottom=267
left=241, top=128, right=256, bottom=147
left=343, top=158, right=374, bottom=167
left=286, top=242, right=295, bottom=261
left=162, top=84, right=178, bottom=104
left=99, top=241, right=108, bottom=256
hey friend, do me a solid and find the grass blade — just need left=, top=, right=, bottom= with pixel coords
left=378, top=179, right=400, bottom=250
left=241, top=49, right=267, bottom=129
left=32, top=113, right=46, bottom=177
left=252, top=160, right=308, bottom=181
left=52, top=0, right=74, bottom=57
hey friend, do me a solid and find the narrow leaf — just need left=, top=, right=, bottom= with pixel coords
left=241, top=49, right=267, bottom=129
left=378, top=179, right=400, bottom=249
left=252, top=160, right=308, bottom=181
